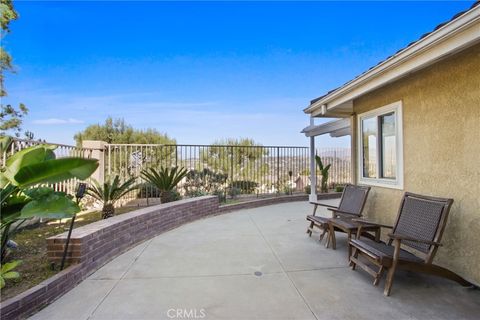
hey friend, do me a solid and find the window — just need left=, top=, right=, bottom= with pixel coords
left=357, top=101, right=403, bottom=189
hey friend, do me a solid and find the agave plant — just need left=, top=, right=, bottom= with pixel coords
left=141, top=166, right=188, bottom=203
left=315, top=155, right=331, bottom=193
left=86, top=175, right=138, bottom=219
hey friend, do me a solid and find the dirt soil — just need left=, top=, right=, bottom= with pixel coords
left=0, top=207, right=136, bottom=301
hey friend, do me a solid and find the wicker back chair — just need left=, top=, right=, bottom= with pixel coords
left=306, top=184, right=370, bottom=243
left=349, top=192, right=472, bottom=296
left=336, top=184, right=372, bottom=216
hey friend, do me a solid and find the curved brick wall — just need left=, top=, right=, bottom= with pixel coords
left=0, top=193, right=339, bottom=319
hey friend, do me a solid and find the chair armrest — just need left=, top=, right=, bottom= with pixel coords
left=327, top=208, right=361, bottom=217
left=310, top=201, right=338, bottom=210
left=352, top=219, right=393, bottom=229
left=387, top=233, right=442, bottom=246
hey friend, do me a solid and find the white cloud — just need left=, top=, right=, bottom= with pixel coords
left=32, top=118, right=84, bottom=125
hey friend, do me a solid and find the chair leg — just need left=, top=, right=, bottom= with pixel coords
left=374, top=266, right=385, bottom=286
left=306, top=221, right=314, bottom=236
left=306, top=204, right=318, bottom=236
left=384, top=239, right=401, bottom=296
left=319, top=226, right=327, bottom=242
left=349, top=245, right=358, bottom=269
left=329, top=223, right=336, bottom=250
left=347, top=231, right=353, bottom=258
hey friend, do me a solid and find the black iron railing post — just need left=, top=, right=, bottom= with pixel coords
left=276, top=147, right=280, bottom=196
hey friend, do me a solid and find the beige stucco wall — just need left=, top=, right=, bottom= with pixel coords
left=352, top=42, right=480, bottom=285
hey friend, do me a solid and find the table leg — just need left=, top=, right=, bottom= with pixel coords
left=347, top=231, right=352, bottom=258
left=329, top=223, right=336, bottom=250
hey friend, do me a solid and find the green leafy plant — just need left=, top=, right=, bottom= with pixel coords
left=229, top=180, right=258, bottom=194
left=141, top=166, right=188, bottom=203
left=304, top=185, right=311, bottom=195
left=315, top=155, right=331, bottom=193
left=0, top=260, right=21, bottom=288
left=183, top=168, right=227, bottom=199
left=86, top=175, right=138, bottom=219
left=0, top=136, right=98, bottom=286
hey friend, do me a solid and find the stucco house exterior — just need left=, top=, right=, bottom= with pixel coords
left=302, top=2, right=480, bottom=285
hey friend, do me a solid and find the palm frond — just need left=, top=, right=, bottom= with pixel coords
left=141, top=166, right=188, bottom=192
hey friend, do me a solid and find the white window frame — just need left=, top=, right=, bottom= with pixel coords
left=357, top=101, right=404, bottom=190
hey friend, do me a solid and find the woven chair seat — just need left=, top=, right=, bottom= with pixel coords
left=350, top=238, right=423, bottom=266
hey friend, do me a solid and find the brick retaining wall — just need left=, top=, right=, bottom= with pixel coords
left=218, top=193, right=340, bottom=213
left=0, top=194, right=339, bottom=319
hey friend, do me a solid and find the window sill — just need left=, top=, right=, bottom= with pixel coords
left=358, top=178, right=404, bottom=190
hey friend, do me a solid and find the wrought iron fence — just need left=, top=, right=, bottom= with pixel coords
left=1, top=138, right=94, bottom=195
left=1, top=139, right=352, bottom=201
left=104, top=143, right=352, bottom=200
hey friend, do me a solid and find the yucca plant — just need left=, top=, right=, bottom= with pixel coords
left=315, top=155, right=331, bottom=193
left=86, top=175, right=138, bottom=219
left=141, top=166, right=188, bottom=203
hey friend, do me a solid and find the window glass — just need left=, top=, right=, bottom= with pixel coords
left=380, top=113, right=396, bottom=179
left=362, top=117, right=377, bottom=178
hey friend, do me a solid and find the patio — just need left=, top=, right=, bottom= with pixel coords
left=30, top=201, right=479, bottom=320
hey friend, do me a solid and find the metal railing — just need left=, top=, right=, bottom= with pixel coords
left=1, top=138, right=94, bottom=195
left=1, top=139, right=352, bottom=201
left=105, top=143, right=351, bottom=200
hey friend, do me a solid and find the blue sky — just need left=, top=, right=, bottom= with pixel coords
left=2, top=1, right=474, bottom=146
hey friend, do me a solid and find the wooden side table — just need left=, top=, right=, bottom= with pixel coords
left=328, top=218, right=381, bottom=257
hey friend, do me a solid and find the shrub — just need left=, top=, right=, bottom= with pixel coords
left=183, top=168, right=227, bottom=198
left=335, top=185, right=345, bottom=193
left=304, top=185, right=311, bottom=194
left=229, top=180, right=258, bottom=194
left=136, top=182, right=161, bottom=198
left=213, top=189, right=226, bottom=202
left=141, top=166, right=188, bottom=203
left=86, top=175, right=138, bottom=219
left=228, top=187, right=241, bottom=199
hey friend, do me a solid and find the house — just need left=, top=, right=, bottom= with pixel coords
left=302, top=2, right=480, bottom=286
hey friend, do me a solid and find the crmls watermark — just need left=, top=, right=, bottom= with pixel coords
left=167, top=308, right=206, bottom=319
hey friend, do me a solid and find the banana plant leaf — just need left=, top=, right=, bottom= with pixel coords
left=2, top=145, right=57, bottom=183
left=20, top=192, right=79, bottom=219
left=0, top=136, right=12, bottom=154
left=9, top=157, right=98, bottom=188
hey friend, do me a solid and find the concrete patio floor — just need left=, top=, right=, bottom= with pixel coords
left=31, top=201, right=479, bottom=320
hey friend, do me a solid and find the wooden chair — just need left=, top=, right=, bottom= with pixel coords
left=306, top=184, right=371, bottom=245
left=349, top=192, right=473, bottom=296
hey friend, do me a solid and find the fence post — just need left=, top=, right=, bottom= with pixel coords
left=276, top=147, right=280, bottom=196
left=230, top=146, right=234, bottom=184
left=82, top=140, right=107, bottom=184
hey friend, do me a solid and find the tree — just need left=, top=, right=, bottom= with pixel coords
left=75, top=118, right=177, bottom=178
left=74, top=117, right=175, bottom=145
left=200, top=138, right=268, bottom=183
left=1, top=0, right=29, bottom=137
